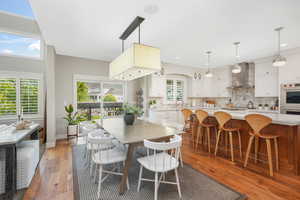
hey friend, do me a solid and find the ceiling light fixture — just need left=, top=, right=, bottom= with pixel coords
left=232, top=42, right=242, bottom=74
left=109, top=16, right=161, bottom=81
left=205, top=51, right=213, bottom=78
left=273, top=27, right=287, bottom=67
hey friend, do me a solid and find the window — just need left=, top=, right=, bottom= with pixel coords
left=0, top=0, right=35, bottom=19
left=74, top=77, right=125, bottom=121
left=0, top=32, right=41, bottom=59
left=166, top=79, right=184, bottom=103
left=0, top=72, right=43, bottom=118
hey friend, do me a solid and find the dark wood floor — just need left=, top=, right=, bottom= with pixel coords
left=23, top=134, right=300, bottom=200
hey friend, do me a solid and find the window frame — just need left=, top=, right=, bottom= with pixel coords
left=0, top=71, right=44, bottom=120
left=0, top=30, right=44, bottom=60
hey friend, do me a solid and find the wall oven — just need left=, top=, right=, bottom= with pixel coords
left=280, top=83, right=300, bottom=114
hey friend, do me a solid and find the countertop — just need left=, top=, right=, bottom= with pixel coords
left=0, top=123, right=40, bottom=146
left=150, top=107, right=300, bottom=126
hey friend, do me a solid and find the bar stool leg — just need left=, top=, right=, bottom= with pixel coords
left=266, top=139, right=274, bottom=176
left=237, top=130, right=242, bottom=158
left=225, top=133, right=228, bottom=156
left=244, top=135, right=254, bottom=167
left=254, top=136, right=259, bottom=163
left=229, top=132, right=234, bottom=162
left=207, top=127, right=211, bottom=153
left=214, top=130, right=221, bottom=156
left=274, top=138, right=279, bottom=171
left=195, top=126, right=202, bottom=151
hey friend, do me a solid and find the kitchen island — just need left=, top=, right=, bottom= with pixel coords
left=148, top=107, right=300, bottom=176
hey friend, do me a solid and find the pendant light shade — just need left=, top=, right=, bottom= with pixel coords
left=232, top=42, right=242, bottom=74
left=273, top=27, right=287, bottom=67
left=205, top=51, right=213, bottom=78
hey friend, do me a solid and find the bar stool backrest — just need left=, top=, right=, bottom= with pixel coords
left=245, top=114, right=272, bottom=136
left=143, top=135, right=182, bottom=171
left=214, top=111, right=232, bottom=129
left=195, top=109, right=209, bottom=124
left=181, top=109, right=193, bottom=122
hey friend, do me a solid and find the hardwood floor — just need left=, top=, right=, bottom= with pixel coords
left=23, top=134, right=300, bottom=200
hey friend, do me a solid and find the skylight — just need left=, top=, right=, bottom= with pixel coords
left=0, top=0, right=35, bottom=19
left=0, top=32, right=41, bottom=58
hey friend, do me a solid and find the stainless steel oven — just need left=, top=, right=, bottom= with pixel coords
left=280, top=83, right=300, bottom=114
left=281, top=108, right=300, bottom=115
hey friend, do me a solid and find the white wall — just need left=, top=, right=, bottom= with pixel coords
left=278, top=49, right=300, bottom=84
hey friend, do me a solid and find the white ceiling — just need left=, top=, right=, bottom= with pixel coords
left=29, top=0, right=300, bottom=68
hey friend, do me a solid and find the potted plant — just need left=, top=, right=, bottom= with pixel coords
left=149, top=100, right=157, bottom=109
left=64, top=104, right=80, bottom=136
left=258, top=104, right=263, bottom=110
left=123, top=104, right=143, bottom=125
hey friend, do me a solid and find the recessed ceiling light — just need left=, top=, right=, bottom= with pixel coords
left=144, top=5, right=159, bottom=15
left=280, top=43, right=288, bottom=47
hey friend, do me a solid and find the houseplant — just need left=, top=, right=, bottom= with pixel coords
left=123, top=104, right=143, bottom=125
left=64, top=104, right=80, bottom=136
left=149, top=99, right=157, bottom=109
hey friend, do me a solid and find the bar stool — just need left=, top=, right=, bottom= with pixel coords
left=244, top=114, right=279, bottom=176
left=195, top=109, right=217, bottom=153
left=181, top=109, right=193, bottom=132
left=214, top=111, right=242, bottom=162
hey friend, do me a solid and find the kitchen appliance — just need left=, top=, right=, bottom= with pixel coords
left=280, top=83, right=300, bottom=114
left=228, top=62, right=255, bottom=89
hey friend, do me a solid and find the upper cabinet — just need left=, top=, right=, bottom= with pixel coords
left=189, top=67, right=231, bottom=98
left=255, top=61, right=279, bottom=97
left=148, top=74, right=165, bottom=97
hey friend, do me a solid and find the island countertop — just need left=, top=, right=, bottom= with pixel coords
left=150, top=107, right=300, bottom=126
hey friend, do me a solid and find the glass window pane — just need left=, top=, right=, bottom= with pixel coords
left=0, top=32, right=41, bottom=58
left=0, top=0, right=35, bottom=19
left=103, top=83, right=124, bottom=102
left=0, top=79, right=17, bottom=116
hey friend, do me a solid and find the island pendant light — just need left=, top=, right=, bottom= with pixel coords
left=109, top=16, right=161, bottom=81
left=232, top=42, right=242, bottom=74
left=272, top=27, right=287, bottom=67
left=205, top=51, right=213, bottom=78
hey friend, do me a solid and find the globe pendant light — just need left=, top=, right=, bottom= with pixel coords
left=273, top=27, right=287, bottom=67
left=232, top=42, right=242, bottom=74
left=205, top=51, right=213, bottom=78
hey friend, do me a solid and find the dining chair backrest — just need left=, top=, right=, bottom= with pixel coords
left=181, top=109, right=193, bottom=122
left=143, top=135, right=182, bottom=171
left=245, top=114, right=272, bottom=136
left=88, top=135, right=114, bottom=161
left=214, top=111, right=232, bottom=129
left=195, top=109, right=209, bottom=124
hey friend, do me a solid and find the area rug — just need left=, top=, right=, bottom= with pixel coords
left=72, top=145, right=246, bottom=200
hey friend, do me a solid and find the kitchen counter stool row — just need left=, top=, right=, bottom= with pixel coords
left=181, top=109, right=280, bottom=177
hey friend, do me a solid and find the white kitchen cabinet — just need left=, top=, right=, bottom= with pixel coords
left=255, top=61, right=279, bottom=97
left=148, top=74, right=165, bottom=97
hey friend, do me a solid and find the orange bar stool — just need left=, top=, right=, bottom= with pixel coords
left=181, top=109, right=193, bottom=132
left=244, top=114, right=279, bottom=176
left=195, top=109, right=217, bottom=153
left=214, top=111, right=242, bottom=162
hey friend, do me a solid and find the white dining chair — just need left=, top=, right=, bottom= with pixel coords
left=137, top=135, right=182, bottom=200
left=85, top=129, right=106, bottom=165
left=89, top=135, right=129, bottom=198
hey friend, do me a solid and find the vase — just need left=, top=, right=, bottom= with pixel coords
left=124, top=113, right=135, bottom=125
left=67, top=125, right=78, bottom=136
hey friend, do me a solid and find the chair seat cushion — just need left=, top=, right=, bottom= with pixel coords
left=200, top=123, right=216, bottom=128
left=93, top=147, right=127, bottom=165
left=222, top=127, right=239, bottom=132
left=249, top=131, right=280, bottom=138
left=137, top=152, right=179, bottom=173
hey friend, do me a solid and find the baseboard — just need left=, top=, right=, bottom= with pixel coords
left=56, top=134, right=68, bottom=140
left=46, top=141, right=56, bottom=148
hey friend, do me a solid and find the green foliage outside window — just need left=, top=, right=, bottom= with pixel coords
left=103, top=94, right=117, bottom=102
left=77, top=82, right=90, bottom=102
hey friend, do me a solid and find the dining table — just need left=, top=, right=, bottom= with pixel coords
left=101, top=117, right=182, bottom=195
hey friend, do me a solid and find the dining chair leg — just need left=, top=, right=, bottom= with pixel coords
left=175, top=168, right=182, bottom=198
left=93, top=164, right=98, bottom=183
left=97, top=166, right=103, bottom=198
left=137, top=165, right=143, bottom=192
left=207, top=127, right=211, bottom=153
left=154, top=172, right=158, bottom=200
left=237, top=131, right=242, bottom=158
left=274, top=138, right=279, bottom=171
left=254, top=136, right=259, bottom=163
left=244, top=135, right=254, bottom=167
left=229, top=132, right=234, bottom=162
left=179, top=149, right=184, bottom=167
left=214, top=130, right=221, bottom=156
left=90, top=161, right=94, bottom=176
left=266, top=139, right=274, bottom=176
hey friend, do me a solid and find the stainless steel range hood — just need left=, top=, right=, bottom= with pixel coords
left=228, top=62, right=255, bottom=89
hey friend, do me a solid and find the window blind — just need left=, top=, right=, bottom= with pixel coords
left=20, top=79, right=39, bottom=115
left=176, top=80, right=184, bottom=101
left=0, top=79, right=17, bottom=116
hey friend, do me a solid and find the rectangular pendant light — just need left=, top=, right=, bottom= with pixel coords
left=109, top=43, right=161, bottom=81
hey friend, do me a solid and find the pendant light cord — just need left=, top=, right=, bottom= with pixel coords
left=278, top=29, right=281, bottom=55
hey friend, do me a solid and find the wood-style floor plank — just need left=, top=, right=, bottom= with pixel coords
left=23, top=135, right=300, bottom=200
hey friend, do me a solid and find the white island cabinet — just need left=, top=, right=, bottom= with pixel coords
left=255, top=61, right=279, bottom=97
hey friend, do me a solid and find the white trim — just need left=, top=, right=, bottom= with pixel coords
left=0, top=10, right=36, bottom=21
